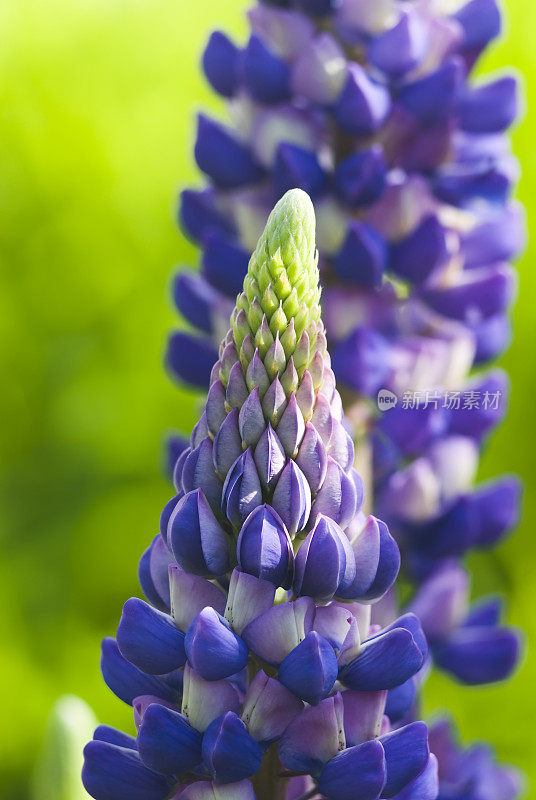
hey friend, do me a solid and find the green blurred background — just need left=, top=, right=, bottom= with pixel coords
left=0, top=0, right=534, bottom=796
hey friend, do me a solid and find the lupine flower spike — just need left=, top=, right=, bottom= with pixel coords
left=83, top=190, right=436, bottom=800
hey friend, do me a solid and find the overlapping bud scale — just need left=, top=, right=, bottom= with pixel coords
left=83, top=191, right=433, bottom=800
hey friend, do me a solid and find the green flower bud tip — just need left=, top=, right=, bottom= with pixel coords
left=231, top=189, right=324, bottom=387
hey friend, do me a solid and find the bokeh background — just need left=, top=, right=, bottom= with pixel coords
left=1, top=0, right=534, bottom=797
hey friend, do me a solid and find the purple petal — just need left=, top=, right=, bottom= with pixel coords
left=185, top=607, right=249, bottom=681
left=237, top=504, right=294, bottom=588
left=202, top=712, right=262, bottom=784
left=294, top=514, right=356, bottom=602
left=82, top=740, right=172, bottom=800
left=117, top=598, right=186, bottom=675
left=181, top=663, right=240, bottom=732
left=342, top=689, right=387, bottom=746
left=279, top=693, right=345, bottom=775
left=224, top=568, right=276, bottom=635
left=169, top=489, right=230, bottom=577
left=242, top=670, right=304, bottom=744
left=379, top=721, right=430, bottom=798
left=254, top=424, right=287, bottom=490
left=272, top=459, right=311, bottom=536
left=242, top=597, right=315, bottom=665
left=278, top=631, right=338, bottom=705
left=137, top=704, right=202, bottom=775
left=318, top=739, right=386, bottom=800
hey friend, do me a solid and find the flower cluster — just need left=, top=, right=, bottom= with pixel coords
left=83, top=192, right=437, bottom=800
left=170, top=0, right=523, bottom=585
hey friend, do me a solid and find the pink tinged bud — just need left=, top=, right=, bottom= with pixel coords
left=294, top=514, right=356, bottom=602
left=182, top=438, right=223, bottom=512
left=296, top=421, right=328, bottom=493
left=295, top=369, right=315, bottom=419
left=262, top=375, right=288, bottom=427
left=192, top=412, right=210, bottom=447
left=272, top=459, right=312, bottom=536
left=173, top=446, right=191, bottom=493
left=242, top=596, right=316, bottom=665
left=311, top=393, right=334, bottom=444
left=327, top=419, right=355, bottom=472
left=342, top=689, right=387, bottom=746
left=169, top=489, right=230, bottom=578
left=242, top=670, right=304, bottom=744
left=310, top=457, right=358, bottom=530
left=224, top=568, right=276, bottom=635
left=213, top=408, right=243, bottom=478
left=254, top=424, right=286, bottom=490
left=219, top=342, right=239, bottom=384
left=238, top=387, right=266, bottom=447
left=291, top=33, right=348, bottom=105
left=181, top=663, right=240, bottom=733
left=147, top=535, right=175, bottom=609
left=314, top=605, right=357, bottom=656
left=222, top=448, right=263, bottom=528
left=246, top=350, right=270, bottom=397
left=132, top=695, right=177, bottom=730
left=309, top=350, right=325, bottom=391
left=237, top=504, right=294, bottom=588
left=276, top=393, right=306, bottom=456
left=318, top=365, right=336, bottom=402
left=337, top=616, right=362, bottom=667
left=169, top=563, right=227, bottom=632
left=226, top=361, right=249, bottom=410
left=206, top=380, right=227, bottom=436
left=279, top=693, right=346, bottom=775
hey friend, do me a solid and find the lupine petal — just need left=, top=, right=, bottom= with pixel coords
left=242, top=596, right=316, bottom=665
left=137, top=704, right=203, bottom=775
left=317, top=740, right=386, bottom=800
left=117, top=598, right=186, bottom=675
left=379, top=721, right=430, bottom=797
left=278, top=631, right=338, bottom=705
left=185, top=607, right=249, bottom=681
left=101, top=638, right=176, bottom=706
left=341, top=628, right=425, bottom=691
left=202, top=712, right=262, bottom=784
left=242, top=670, right=304, bottom=744
left=279, top=693, right=345, bottom=775
left=82, top=740, right=172, bottom=800
left=169, top=489, right=230, bottom=577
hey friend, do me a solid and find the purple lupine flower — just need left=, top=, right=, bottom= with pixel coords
left=83, top=191, right=432, bottom=800
left=429, top=717, right=524, bottom=800
left=408, top=562, right=522, bottom=686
